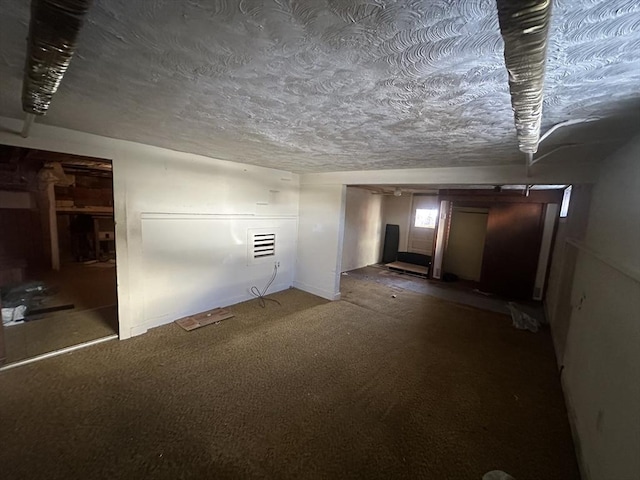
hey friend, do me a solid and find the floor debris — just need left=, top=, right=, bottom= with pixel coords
left=507, top=301, right=544, bottom=333
left=483, top=471, right=515, bottom=480
left=175, top=307, right=234, bottom=331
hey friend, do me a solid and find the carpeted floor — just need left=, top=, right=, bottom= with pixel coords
left=0, top=278, right=579, bottom=480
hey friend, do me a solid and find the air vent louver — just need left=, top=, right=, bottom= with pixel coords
left=252, top=233, right=275, bottom=258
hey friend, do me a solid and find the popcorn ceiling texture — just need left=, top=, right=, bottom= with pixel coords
left=0, top=0, right=639, bottom=173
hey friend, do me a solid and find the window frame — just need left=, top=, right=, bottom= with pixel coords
left=414, top=208, right=439, bottom=229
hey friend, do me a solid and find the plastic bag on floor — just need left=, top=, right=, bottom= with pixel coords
left=1, top=281, right=50, bottom=326
left=507, top=301, right=541, bottom=333
left=2, top=305, right=27, bottom=325
left=483, top=471, right=515, bottom=480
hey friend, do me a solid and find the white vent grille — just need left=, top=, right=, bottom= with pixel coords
left=252, top=233, right=275, bottom=259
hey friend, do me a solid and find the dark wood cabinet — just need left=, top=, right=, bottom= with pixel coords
left=479, top=203, right=545, bottom=300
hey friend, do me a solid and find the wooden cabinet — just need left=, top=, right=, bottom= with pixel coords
left=479, top=203, right=545, bottom=300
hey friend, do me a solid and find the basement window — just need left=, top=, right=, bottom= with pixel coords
left=560, top=186, right=572, bottom=218
left=414, top=208, right=438, bottom=229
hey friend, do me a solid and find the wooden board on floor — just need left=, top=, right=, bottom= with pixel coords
left=386, top=261, right=429, bottom=276
left=175, top=308, right=234, bottom=332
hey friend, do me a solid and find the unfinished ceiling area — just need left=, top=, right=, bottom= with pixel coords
left=1, top=0, right=639, bottom=173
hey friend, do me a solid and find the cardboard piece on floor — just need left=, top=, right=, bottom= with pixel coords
left=175, top=308, right=234, bottom=331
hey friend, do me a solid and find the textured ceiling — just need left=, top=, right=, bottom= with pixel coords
left=1, top=0, right=639, bottom=173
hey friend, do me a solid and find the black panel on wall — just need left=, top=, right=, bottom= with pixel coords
left=382, top=224, right=400, bottom=264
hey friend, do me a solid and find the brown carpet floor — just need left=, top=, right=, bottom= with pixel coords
left=0, top=279, right=579, bottom=480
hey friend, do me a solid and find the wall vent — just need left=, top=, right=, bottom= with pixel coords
left=252, top=233, right=276, bottom=259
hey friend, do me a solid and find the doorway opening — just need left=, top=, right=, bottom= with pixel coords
left=0, top=146, right=118, bottom=366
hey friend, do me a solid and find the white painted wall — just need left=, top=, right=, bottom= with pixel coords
left=553, top=137, right=640, bottom=480
left=116, top=152, right=299, bottom=338
left=341, top=187, right=383, bottom=272
left=139, top=215, right=296, bottom=334
left=295, top=184, right=346, bottom=300
left=382, top=194, right=412, bottom=252
left=0, top=117, right=299, bottom=339
left=545, top=185, right=592, bottom=361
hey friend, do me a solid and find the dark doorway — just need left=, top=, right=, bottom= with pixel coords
left=0, top=146, right=118, bottom=366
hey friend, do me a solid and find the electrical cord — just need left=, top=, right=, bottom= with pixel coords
left=250, top=263, right=281, bottom=308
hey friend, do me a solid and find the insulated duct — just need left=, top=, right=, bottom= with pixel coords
left=22, top=0, right=92, bottom=116
left=496, top=0, right=552, bottom=154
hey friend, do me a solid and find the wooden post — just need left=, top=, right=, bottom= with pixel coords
left=94, top=217, right=100, bottom=261
left=47, top=183, right=60, bottom=271
left=0, top=296, right=6, bottom=365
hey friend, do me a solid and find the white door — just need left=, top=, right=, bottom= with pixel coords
left=408, top=195, right=439, bottom=255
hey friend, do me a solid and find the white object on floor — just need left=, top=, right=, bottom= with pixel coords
left=483, top=471, right=515, bottom=480
left=3, top=319, right=25, bottom=327
left=2, top=305, right=27, bottom=325
left=507, top=302, right=541, bottom=333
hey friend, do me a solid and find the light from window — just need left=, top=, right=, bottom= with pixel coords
left=560, top=186, right=572, bottom=218
left=415, top=208, right=438, bottom=228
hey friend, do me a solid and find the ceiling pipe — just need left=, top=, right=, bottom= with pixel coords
left=21, top=113, right=36, bottom=138
left=22, top=0, right=92, bottom=119
left=496, top=0, right=552, bottom=156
